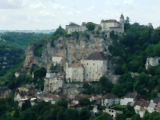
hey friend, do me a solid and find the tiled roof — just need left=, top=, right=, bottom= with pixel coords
left=72, top=63, right=84, bottom=68
left=155, top=102, right=160, bottom=110
left=134, top=99, right=150, bottom=107
left=102, top=94, right=118, bottom=99
left=125, top=92, right=137, bottom=98
left=135, top=95, right=147, bottom=101
left=101, top=19, right=118, bottom=23
left=86, top=52, right=107, bottom=60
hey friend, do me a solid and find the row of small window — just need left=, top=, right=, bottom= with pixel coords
left=85, top=73, right=101, bottom=76
left=87, top=63, right=106, bottom=65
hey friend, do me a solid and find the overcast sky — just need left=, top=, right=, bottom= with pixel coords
left=0, top=0, right=159, bottom=30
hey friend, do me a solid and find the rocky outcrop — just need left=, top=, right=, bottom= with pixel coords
left=145, top=57, right=160, bottom=69
left=63, top=83, right=84, bottom=99
left=23, top=34, right=112, bottom=73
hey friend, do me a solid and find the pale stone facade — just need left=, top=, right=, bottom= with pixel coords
left=15, top=72, right=20, bottom=78
left=103, top=108, right=123, bottom=119
left=65, top=22, right=87, bottom=34
left=44, top=71, right=64, bottom=92
left=72, top=64, right=84, bottom=82
left=65, top=52, right=108, bottom=82
left=120, top=92, right=137, bottom=105
left=134, top=99, right=150, bottom=118
left=100, top=14, right=124, bottom=34
left=145, top=57, right=160, bottom=69
left=52, top=56, right=62, bottom=66
left=101, top=94, right=119, bottom=107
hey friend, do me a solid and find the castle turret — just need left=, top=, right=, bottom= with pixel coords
left=120, top=14, right=124, bottom=33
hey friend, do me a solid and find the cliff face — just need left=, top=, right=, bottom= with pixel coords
left=23, top=34, right=112, bottom=73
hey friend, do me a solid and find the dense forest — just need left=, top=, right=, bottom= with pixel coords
left=0, top=32, right=46, bottom=48
left=0, top=43, right=24, bottom=76
left=108, top=18, right=160, bottom=100
left=0, top=32, right=48, bottom=77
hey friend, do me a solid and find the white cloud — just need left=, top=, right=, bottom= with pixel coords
left=30, top=3, right=46, bottom=9
left=88, top=6, right=95, bottom=11
left=67, top=9, right=81, bottom=17
left=39, top=11, right=55, bottom=17
left=52, top=3, right=66, bottom=9
left=123, top=0, right=133, bottom=5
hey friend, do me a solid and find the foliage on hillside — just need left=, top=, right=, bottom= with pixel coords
left=0, top=32, right=46, bottom=48
left=0, top=43, right=24, bottom=76
left=2, top=66, right=46, bottom=90
left=0, top=97, right=114, bottom=120
left=51, top=26, right=67, bottom=47
left=34, top=41, right=47, bottom=57
left=108, top=21, right=160, bottom=99
left=82, top=76, right=114, bottom=95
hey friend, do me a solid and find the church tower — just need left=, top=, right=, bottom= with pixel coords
left=120, top=14, right=124, bottom=33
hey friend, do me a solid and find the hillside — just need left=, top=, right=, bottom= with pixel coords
left=0, top=32, right=47, bottom=48
left=1, top=22, right=160, bottom=120
left=0, top=32, right=49, bottom=77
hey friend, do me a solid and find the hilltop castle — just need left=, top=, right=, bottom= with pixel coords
left=65, top=14, right=125, bottom=37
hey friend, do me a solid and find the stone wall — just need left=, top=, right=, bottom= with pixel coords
left=81, top=60, right=108, bottom=81
left=63, top=83, right=84, bottom=98
left=145, top=57, right=160, bottom=69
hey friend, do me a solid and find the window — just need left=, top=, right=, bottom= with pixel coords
left=93, top=63, right=95, bottom=65
left=87, top=63, right=88, bottom=65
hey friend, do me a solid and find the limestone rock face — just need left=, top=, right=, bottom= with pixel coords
left=23, top=35, right=112, bottom=73
left=145, top=57, right=160, bottom=69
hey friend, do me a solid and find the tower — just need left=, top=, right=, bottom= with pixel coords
left=120, top=14, right=124, bottom=33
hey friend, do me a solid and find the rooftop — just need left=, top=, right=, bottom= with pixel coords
left=102, top=94, right=118, bottom=99
left=72, top=63, right=84, bottom=68
left=125, top=92, right=137, bottom=99
left=86, top=52, right=107, bottom=60
left=101, top=19, right=118, bottom=23
left=134, top=99, right=150, bottom=107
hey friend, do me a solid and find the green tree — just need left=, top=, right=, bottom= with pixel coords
left=65, top=108, right=79, bottom=120
left=34, top=67, right=46, bottom=78
left=115, top=113, right=126, bottom=120
left=86, top=22, right=95, bottom=31
left=57, top=110, right=65, bottom=120
left=93, top=112, right=113, bottom=120
left=56, top=99, right=68, bottom=109
left=13, top=108, right=20, bottom=118
left=131, top=114, right=141, bottom=120
left=79, top=97, right=90, bottom=106
left=79, top=107, right=91, bottom=120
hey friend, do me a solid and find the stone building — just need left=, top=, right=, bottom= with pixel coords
left=101, top=94, right=119, bottom=107
left=81, top=52, right=108, bottom=81
left=44, top=71, right=64, bottom=92
left=65, top=52, right=108, bottom=82
left=145, top=57, right=160, bottom=69
left=65, top=22, right=87, bottom=34
left=100, top=14, right=124, bottom=33
left=52, top=56, right=62, bottom=66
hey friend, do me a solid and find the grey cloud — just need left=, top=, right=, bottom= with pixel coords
left=0, top=0, right=21, bottom=9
